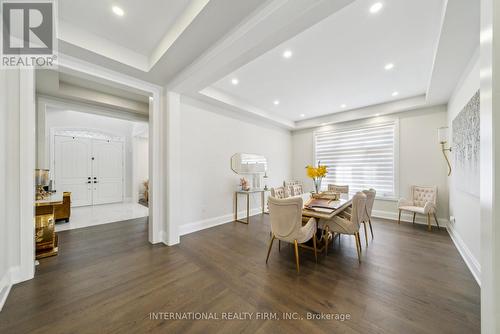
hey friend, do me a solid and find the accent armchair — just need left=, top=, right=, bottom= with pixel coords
left=267, top=196, right=317, bottom=272
left=319, top=192, right=366, bottom=263
left=398, top=185, right=440, bottom=231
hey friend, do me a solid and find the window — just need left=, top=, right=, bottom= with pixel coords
left=314, top=122, right=397, bottom=198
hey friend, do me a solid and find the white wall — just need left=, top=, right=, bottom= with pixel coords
left=292, top=105, right=449, bottom=223
left=447, top=51, right=481, bottom=282
left=40, top=108, right=145, bottom=199
left=178, top=99, right=292, bottom=235
left=132, top=136, right=149, bottom=202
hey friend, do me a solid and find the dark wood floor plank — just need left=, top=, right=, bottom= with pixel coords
left=0, top=215, right=480, bottom=333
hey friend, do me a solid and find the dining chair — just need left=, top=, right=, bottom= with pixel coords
left=291, top=184, right=303, bottom=196
left=319, top=192, right=366, bottom=263
left=270, top=186, right=287, bottom=199
left=267, top=196, right=317, bottom=273
left=398, top=185, right=439, bottom=231
left=328, top=184, right=349, bottom=194
left=361, top=188, right=376, bottom=246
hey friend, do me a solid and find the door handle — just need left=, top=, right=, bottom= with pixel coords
left=87, top=181, right=91, bottom=184
left=93, top=181, right=98, bottom=184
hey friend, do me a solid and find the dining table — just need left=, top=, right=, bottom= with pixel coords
left=300, top=193, right=353, bottom=254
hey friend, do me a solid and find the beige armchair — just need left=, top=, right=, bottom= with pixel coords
left=270, top=187, right=287, bottom=199
left=328, top=184, right=349, bottom=194
left=267, top=197, right=317, bottom=272
left=361, top=188, right=376, bottom=245
left=398, top=185, right=440, bottom=231
left=319, top=192, right=366, bottom=263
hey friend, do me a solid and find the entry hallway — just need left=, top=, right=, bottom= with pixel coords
left=0, top=216, right=480, bottom=333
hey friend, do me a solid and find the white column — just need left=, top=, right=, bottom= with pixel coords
left=164, top=91, right=181, bottom=245
left=480, top=0, right=500, bottom=332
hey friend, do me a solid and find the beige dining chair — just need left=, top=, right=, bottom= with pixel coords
left=328, top=184, right=349, bottom=194
left=291, top=184, right=303, bottom=196
left=398, top=185, right=439, bottom=231
left=270, top=187, right=287, bottom=199
left=319, top=192, right=366, bottom=263
left=361, top=188, right=376, bottom=246
left=267, top=196, right=317, bottom=272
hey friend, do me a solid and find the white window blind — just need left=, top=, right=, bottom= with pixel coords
left=314, top=122, right=397, bottom=198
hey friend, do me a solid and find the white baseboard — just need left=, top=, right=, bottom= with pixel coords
left=446, top=221, right=481, bottom=286
left=0, top=267, right=15, bottom=312
left=372, top=209, right=447, bottom=228
left=179, top=208, right=262, bottom=236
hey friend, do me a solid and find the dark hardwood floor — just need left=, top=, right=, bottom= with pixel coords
left=0, top=215, right=480, bottom=333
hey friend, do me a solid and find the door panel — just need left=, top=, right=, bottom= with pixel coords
left=54, top=136, right=92, bottom=207
left=92, top=139, right=123, bottom=205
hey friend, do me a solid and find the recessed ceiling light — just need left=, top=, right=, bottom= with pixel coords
left=375, top=113, right=380, bottom=116
left=392, top=91, right=399, bottom=97
left=282, top=50, right=293, bottom=59
left=231, top=78, right=239, bottom=85
left=369, top=2, right=383, bottom=14
left=321, top=123, right=328, bottom=126
left=300, top=114, right=305, bottom=117
left=273, top=100, right=280, bottom=105
left=384, top=63, right=394, bottom=70
left=340, top=104, right=347, bottom=108
left=112, top=6, right=124, bottom=16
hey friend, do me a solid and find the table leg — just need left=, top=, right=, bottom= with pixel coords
left=261, top=191, right=265, bottom=214
left=235, top=192, right=238, bottom=222
left=246, top=193, right=250, bottom=224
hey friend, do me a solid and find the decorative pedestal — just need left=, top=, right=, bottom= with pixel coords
left=35, top=193, right=63, bottom=259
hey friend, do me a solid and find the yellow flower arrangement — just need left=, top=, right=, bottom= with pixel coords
left=305, top=162, right=328, bottom=193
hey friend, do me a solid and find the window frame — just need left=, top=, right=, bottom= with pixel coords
left=312, top=118, right=400, bottom=201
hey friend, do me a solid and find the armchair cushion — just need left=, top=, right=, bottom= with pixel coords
left=398, top=198, right=413, bottom=208
left=399, top=202, right=435, bottom=215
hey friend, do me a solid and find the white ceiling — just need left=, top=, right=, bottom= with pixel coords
left=59, top=0, right=190, bottom=55
left=208, top=0, right=445, bottom=122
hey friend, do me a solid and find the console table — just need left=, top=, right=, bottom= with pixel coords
left=234, top=189, right=269, bottom=224
left=35, top=192, right=63, bottom=259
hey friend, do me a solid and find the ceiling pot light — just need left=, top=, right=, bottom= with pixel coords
left=392, top=91, right=399, bottom=97
left=273, top=100, right=280, bottom=105
left=112, top=6, right=125, bottom=16
left=300, top=114, right=305, bottom=117
left=340, top=104, right=347, bottom=108
left=384, top=63, right=394, bottom=70
left=231, top=78, right=239, bottom=85
left=282, top=50, right=293, bottom=59
left=369, top=2, right=383, bottom=14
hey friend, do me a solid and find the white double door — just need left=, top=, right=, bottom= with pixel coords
left=54, top=136, right=124, bottom=207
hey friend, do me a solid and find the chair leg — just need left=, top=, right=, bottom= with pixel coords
left=294, top=240, right=300, bottom=273
left=266, top=235, right=275, bottom=263
left=363, top=222, right=369, bottom=246
left=278, top=240, right=281, bottom=252
left=312, top=233, right=318, bottom=263
left=354, top=233, right=361, bottom=263
left=412, top=212, right=416, bottom=224
left=433, top=213, right=440, bottom=230
left=398, top=209, right=402, bottom=224
left=368, top=218, right=374, bottom=239
left=427, top=213, right=432, bottom=231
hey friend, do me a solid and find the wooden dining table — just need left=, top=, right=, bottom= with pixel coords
left=300, top=193, right=353, bottom=254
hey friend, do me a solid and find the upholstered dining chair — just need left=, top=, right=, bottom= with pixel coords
left=398, top=185, right=439, bottom=231
left=361, top=188, right=376, bottom=246
left=328, top=184, right=349, bottom=194
left=319, top=192, right=366, bottom=263
left=291, top=184, right=303, bottom=197
left=270, top=187, right=287, bottom=199
left=267, top=196, right=317, bottom=272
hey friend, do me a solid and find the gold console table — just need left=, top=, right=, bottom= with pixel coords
left=234, top=189, right=268, bottom=224
left=35, top=192, right=63, bottom=259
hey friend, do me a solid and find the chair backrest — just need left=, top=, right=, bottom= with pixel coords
left=351, top=192, right=367, bottom=230
left=268, top=196, right=303, bottom=242
left=271, top=187, right=287, bottom=199
left=362, top=188, right=376, bottom=221
left=411, top=185, right=437, bottom=207
left=284, top=180, right=302, bottom=197
left=291, top=184, right=303, bottom=196
left=328, top=184, right=349, bottom=194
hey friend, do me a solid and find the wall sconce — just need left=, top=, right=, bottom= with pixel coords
left=438, top=127, right=452, bottom=176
